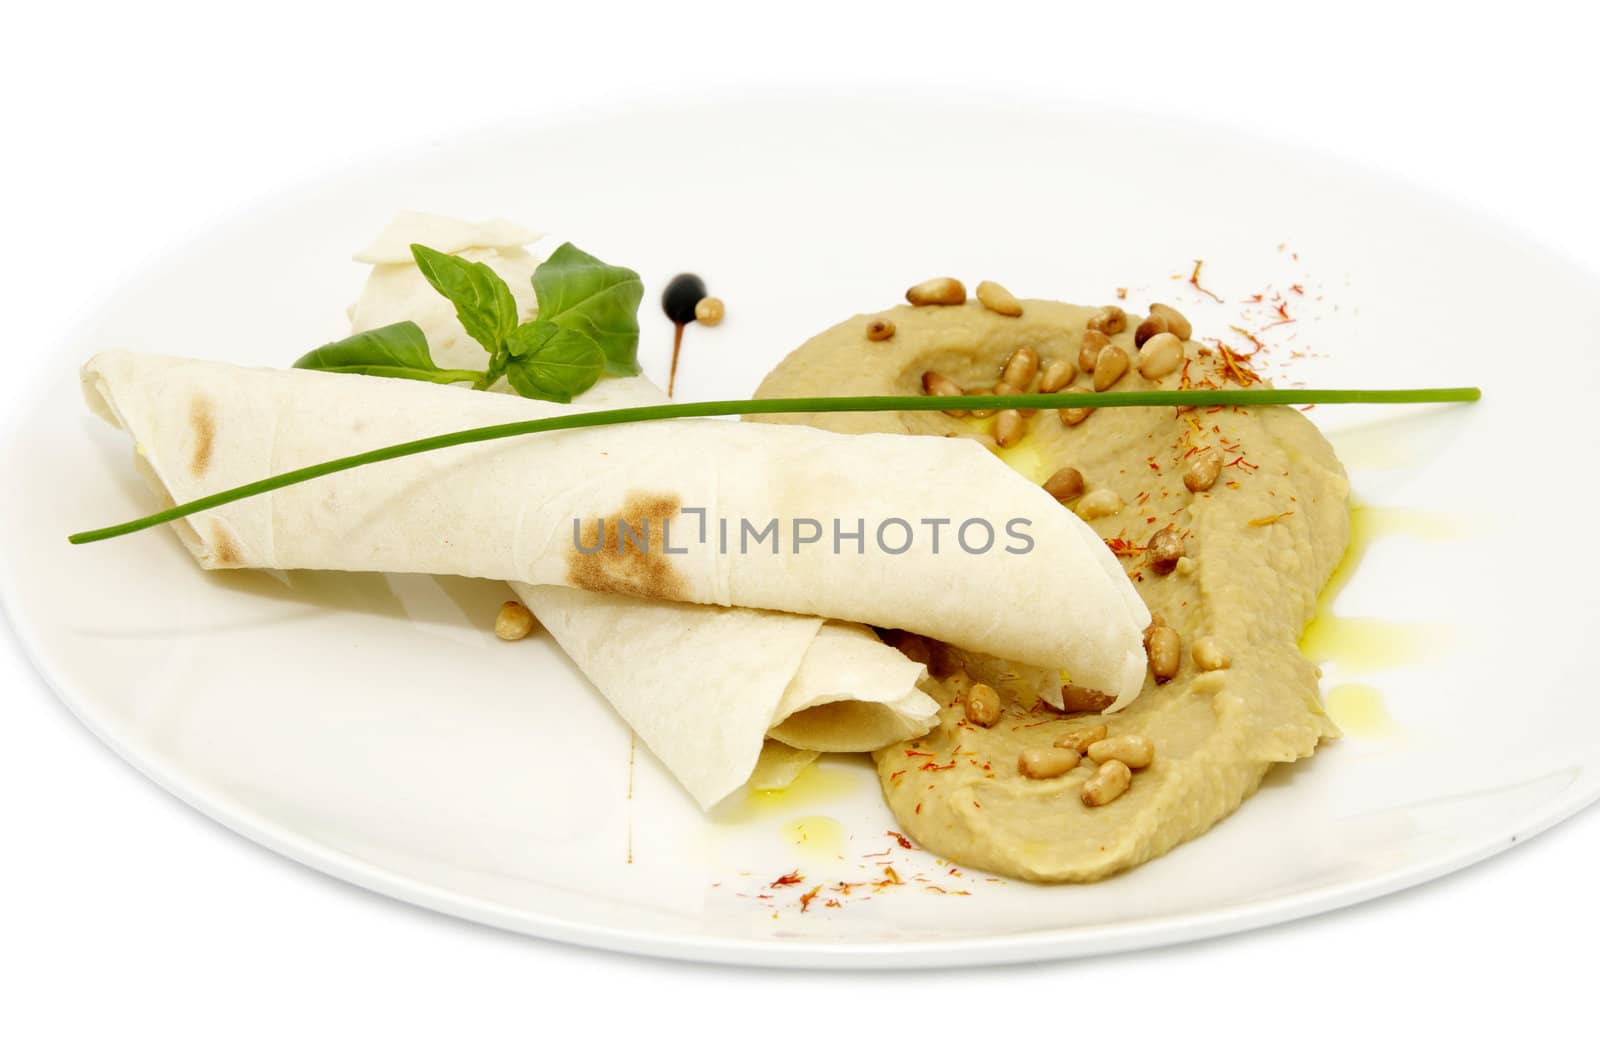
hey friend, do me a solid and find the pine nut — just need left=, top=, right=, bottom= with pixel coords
left=976, top=280, right=1023, bottom=316
left=1061, top=685, right=1114, bottom=714
left=1058, top=387, right=1095, bottom=427
left=1192, top=637, right=1231, bottom=671
left=906, top=277, right=967, bottom=306
left=1087, top=734, right=1155, bottom=770
left=1136, top=302, right=1193, bottom=346
left=1093, top=345, right=1129, bottom=391
left=965, top=682, right=1002, bottom=727
left=1019, top=747, right=1081, bottom=779
left=1147, top=625, right=1181, bottom=683
left=694, top=297, right=725, bottom=325
left=1087, top=306, right=1127, bottom=335
left=1042, top=466, right=1085, bottom=503
left=1139, top=332, right=1183, bottom=379
left=1081, top=759, right=1132, bottom=807
left=866, top=318, right=896, bottom=341
left=1147, top=527, right=1184, bottom=575
left=1038, top=358, right=1076, bottom=393
left=1183, top=450, right=1224, bottom=492
left=1078, top=329, right=1111, bottom=372
left=993, top=409, right=1025, bottom=447
left=1001, top=346, right=1039, bottom=389
left=890, top=631, right=934, bottom=665
left=495, top=601, right=536, bottom=641
left=922, top=369, right=968, bottom=418
left=1149, top=302, right=1192, bottom=340
left=1054, top=723, right=1108, bottom=753
left=1077, top=487, right=1123, bottom=520
left=963, top=385, right=993, bottom=417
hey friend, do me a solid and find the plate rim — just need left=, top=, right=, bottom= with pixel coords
left=4, top=603, right=1590, bottom=968
left=5, top=89, right=1599, bottom=968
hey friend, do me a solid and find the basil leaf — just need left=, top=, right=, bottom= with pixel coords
left=293, top=322, right=485, bottom=385
left=411, top=243, right=520, bottom=356
left=531, top=242, right=644, bottom=377
left=503, top=321, right=605, bottom=403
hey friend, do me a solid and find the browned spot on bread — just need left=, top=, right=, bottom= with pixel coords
left=189, top=396, right=216, bottom=476
left=567, top=493, right=686, bottom=600
left=210, top=522, right=241, bottom=566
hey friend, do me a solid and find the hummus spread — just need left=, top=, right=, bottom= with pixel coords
left=751, top=298, right=1350, bottom=882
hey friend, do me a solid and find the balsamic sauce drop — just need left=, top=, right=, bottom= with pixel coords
left=661, top=273, right=708, bottom=396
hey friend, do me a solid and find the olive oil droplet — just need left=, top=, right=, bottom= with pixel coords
left=1325, top=683, right=1396, bottom=738
left=996, top=435, right=1049, bottom=482
left=723, top=762, right=862, bottom=824
left=782, top=816, right=845, bottom=859
left=1302, top=503, right=1459, bottom=672
left=1301, top=616, right=1441, bottom=673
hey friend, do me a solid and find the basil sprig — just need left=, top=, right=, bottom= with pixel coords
left=411, top=245, right=520, bottom=361
left=529, top=243, right=645, bottom=377
left=293, top=322, right=485, bottom=386
left=294, top=240, right=642, bottom=403
left=503, top=321, right=605, bottom=403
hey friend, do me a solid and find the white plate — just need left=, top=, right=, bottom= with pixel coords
left=3, top=96, right=1596, bottom=967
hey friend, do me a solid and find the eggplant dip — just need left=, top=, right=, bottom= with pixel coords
left=750, top=282, right=1349, bottom=882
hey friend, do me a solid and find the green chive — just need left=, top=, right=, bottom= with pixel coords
left=68, top=387, right=1480, bottom=546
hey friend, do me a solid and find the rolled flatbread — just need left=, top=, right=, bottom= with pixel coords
left=82, top=346, right=949, bottom=807
left=81, top=350, right=1149, bottom=699
left=346, top=215, right=952, bottom=805
left=523, top=586, right=935, bottom=803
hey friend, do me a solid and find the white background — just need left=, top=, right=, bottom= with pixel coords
left=3, top=1, right=1595, bottom=1058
